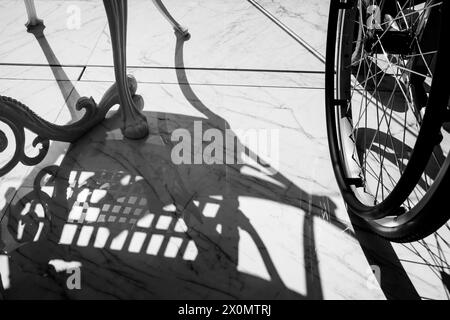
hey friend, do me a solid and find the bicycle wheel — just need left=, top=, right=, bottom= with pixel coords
left=325, top=0, right=450, bottom=241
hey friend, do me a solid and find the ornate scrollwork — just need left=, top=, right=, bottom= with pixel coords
left=0, top=75, right=139, bottom=177
left=6, top=166, right=59, bottom=246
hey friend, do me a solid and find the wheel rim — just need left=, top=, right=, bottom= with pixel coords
left=328, top=0, right=448, bottom=220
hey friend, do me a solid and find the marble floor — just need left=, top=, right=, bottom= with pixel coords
left=0, top=0, right=449, bottom=300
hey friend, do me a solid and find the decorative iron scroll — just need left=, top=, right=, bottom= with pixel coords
left=2, top=0, right=190, bottom=177
left=0, top=75, right=140, bottom=177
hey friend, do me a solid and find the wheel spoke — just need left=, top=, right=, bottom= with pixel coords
left=340, top=0, right=443, bottom=212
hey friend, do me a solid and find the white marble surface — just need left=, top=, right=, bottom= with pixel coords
left=0, top=0, right=107, bottom=66
left=0, top=0, right=325, bottom=71
left=0, top=0, right=448, bottom=300
left=0, top=65, right=83, bottom=81
left=81, top=66, right=325, bottom=89
left=252, top=0, right=330, bottom=56
left=1, top=80, right=381, bottom=299
left=86, top=0, right=325, bottom=71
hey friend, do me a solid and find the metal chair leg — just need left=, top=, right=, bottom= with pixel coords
left=24, top=0, right=43, bottom=30
left=152, top=0, right=190, bottom=39
left=103, top=0, right=149, bottom=140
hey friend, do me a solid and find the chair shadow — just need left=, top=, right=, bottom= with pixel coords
left=0, top=30, right=335, bottom=299
left=1, top=111, right=335, bottom=298
left=27, top=23, right=82, bottom=121
left=0, top=27, right=432, bottom=300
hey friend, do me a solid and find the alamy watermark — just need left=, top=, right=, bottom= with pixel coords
left=170, top=121, right=280, bottom=172
left=66, top=5, right=82, bottom=30
left=49, top=259, right=82, bottom=290
left=66, top=267, right=81, bottom=290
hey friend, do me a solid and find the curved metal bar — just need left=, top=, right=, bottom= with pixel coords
left=0, top=75, right=138, bottom=177
left=152, top=0, right=190, bottom=39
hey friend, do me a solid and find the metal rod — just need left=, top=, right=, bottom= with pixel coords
left=246, top=0, right=326, bottom=65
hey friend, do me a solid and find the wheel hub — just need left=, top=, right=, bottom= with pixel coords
left=365, top=30, right=413, bottom=55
